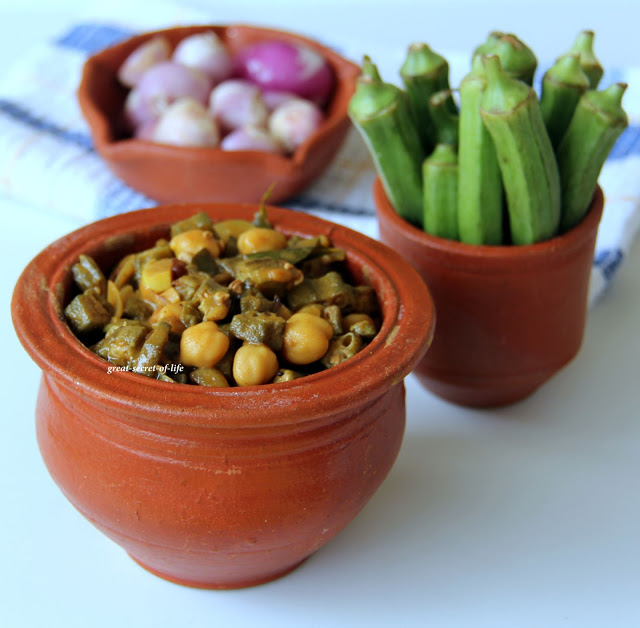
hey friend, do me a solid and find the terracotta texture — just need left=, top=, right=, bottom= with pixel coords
left=374, top=178, right=604, bottom=408
left=12, top=203, right=434, bottom=589
left=77, top=25, right=359, bottom=205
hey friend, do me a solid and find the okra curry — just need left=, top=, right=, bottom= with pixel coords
left=64, top=209, right=380, bottom=387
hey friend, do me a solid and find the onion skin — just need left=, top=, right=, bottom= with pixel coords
left=117, top=36, right=171, bottom=88
left=151, top=98, right=220, bottom=147
left=172, top=31, right=233, bottom=85
left=236, top=41, right=334, bottom=105
left=269, top=98, right=324, bottom=153
left=209, top=79, right=269, bottom=133
left=221, top=126, right=283, bottom=153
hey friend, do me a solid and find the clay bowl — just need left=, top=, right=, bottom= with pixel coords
left=374, top=177, right=604, bottom=408
left=11, top=202, right=434, bottom=589
left=77, top=24, right=360, bottom=205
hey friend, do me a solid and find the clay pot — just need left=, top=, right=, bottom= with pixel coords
left=11, top=203, right=434, bottom=589
left=374, top=177, right=604, bottom=408
left=77, top=25, right=359, bottom=205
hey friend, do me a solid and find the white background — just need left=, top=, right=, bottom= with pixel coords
left=1, top=1, right=640, bottom=627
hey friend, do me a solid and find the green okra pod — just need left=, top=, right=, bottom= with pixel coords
left=349, top=57, right=425, bottom=225
left=400, top=42, right=453, bottom=152
left=473, top=32, right=538, bottom=85
left=422, top=143, right=459, bottom=240
left=557, top=82, right=628, bottom=231
left=565, top=30, right=604, bottom=89
left=480, top=55, right=561, bottom=245
left=457, top=57, right=504, bottom=245
left=540, top=53, right=590, bottom=149
left=427, top=89, right=459, bottom=146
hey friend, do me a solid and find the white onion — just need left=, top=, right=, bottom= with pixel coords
left=209, top=79, right=269, bottom=133
left=221, top=126, right=283, bottom=153
left=261, top=89, right=298, bottom=112
left=125, top=61, right=212, bottom=129
left=117, top=36, right=171, bottom=88
left=172, top=31, right=233, bottom=85
left=151, top=98, right=220, bottom=147
left=268, top=98, right=324, bottom=153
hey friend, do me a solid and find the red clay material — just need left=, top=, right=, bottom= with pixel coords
left=12, top=202, right=434, bottom=589
left=374, top=177, right=604, bottom=408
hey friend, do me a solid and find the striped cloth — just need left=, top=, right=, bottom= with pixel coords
left=0, top=7, right=638, bottom=306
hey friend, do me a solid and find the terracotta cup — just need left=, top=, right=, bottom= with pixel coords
left=12, top=203, right=435, bottom=589
left=374, top=177, right=604, bottom=408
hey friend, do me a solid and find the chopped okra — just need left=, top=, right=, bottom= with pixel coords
left=64, top=210, right=380, bottom=386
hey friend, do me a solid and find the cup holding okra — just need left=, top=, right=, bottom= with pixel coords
left=352, top=31, right=626, bottom=407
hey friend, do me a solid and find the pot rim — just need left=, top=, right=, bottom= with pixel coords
left=373, top=177, right=605, bottom=270
left=12, top=202, right=435, bottom=429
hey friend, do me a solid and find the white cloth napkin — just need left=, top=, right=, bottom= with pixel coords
left=0, top=0, right=638, bottom=306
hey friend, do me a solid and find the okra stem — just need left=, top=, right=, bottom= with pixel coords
left=557, top=82, right=628, bottom=231
left=473, top=32, right=538, bottom=85
left=480, top=55, right=561, bottom=245
left=422, top=143, right=459, bottom=241
left=400, top=42, right=453, bottom=152
left=540, top=53, right=590, bottom=149
left=457, top=57, right=504, bottom=245
left=349, top=58, right=425, bottom=225
left=565, top=30, right=604, bottom=89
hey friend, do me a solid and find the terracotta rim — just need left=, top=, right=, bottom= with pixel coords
left=373, top=177, right=605, bottom=271
left=77, top=24, right=361, bottom=173
left=12, top=203, right=434, bottom=429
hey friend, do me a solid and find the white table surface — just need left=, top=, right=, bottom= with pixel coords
left=1, top=2, right=639, bottom=627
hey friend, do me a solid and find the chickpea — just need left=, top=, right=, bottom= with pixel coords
left=170, top=229, right=222, bottom=263
left=237, top=227, right=287, bottom=255
left=282, top=312, right=333, bottom=365
left=297, top=304, right=324, bottom=317
left=179, top=321, right=229, bottom=368
left=233, top=343, right=279, bottom=387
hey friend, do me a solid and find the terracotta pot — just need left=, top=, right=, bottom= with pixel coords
left=11, top=203, right=434, bottom=589
left=77, top=25, right=360, bottom=205
left=374, top=177, right=604, bottom=408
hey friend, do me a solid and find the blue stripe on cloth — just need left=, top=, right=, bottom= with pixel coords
left=56, top=23, right=134, bottom=54
left=0, top=99, right=94, bottom=150
left=593, top=249, right=624, bottom=280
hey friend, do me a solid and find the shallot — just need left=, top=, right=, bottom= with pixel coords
left=209, top=79, right=269, bottom=133
left=151, top=98, right=220, bottom=147
left=221, top=126, right=283, bottom=153
left=172, top=31, right=233, bottom=85
left=236, top=40, right=334, bottom=105
left=117, top=36, right=171, bottom=88
left=269, top=98, right=324, bottom=153
left=125, top=61, right=212, bottom=128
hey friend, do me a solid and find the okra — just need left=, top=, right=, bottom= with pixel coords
left=473, top=32, right=538, bottom=85
left=539, top=53, right=590, bottom=149
left=557, top=83, right=628, bottom=231
left=457, top=57, right=504, bottom=245
left=400, top=42, right=453, bottom=151
left=564, top=30, right=604, bottom=89
left=480, top=55, right=561, bottom=245
left=427, top=89, right=459, bottom=146
left=422, top=143, right=459, bottom=241
left=349, top=58, right=424, bottom=225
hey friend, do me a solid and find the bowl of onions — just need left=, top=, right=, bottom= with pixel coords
left=78, top=24, right=359, bottom=204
